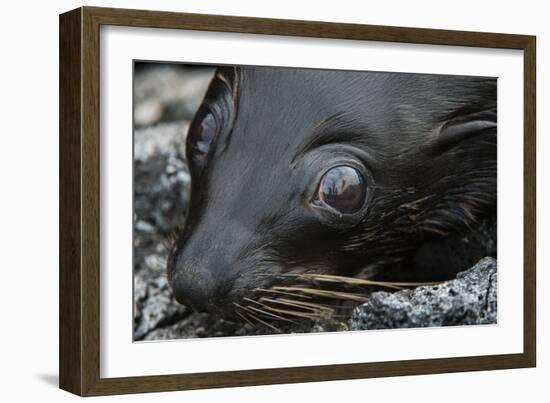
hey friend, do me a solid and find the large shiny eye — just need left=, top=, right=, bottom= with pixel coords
left=316, top=166, right=367, bottom=214
left=188, top=107, right=217, bottom=156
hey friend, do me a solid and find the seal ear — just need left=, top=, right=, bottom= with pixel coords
left=438, top=109, right=496, bottom=149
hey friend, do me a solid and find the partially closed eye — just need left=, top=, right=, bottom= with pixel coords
left=187, top=106, right=218, bottom=156
left=316, top=165, right=367, bottom=214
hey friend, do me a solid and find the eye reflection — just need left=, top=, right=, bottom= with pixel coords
left=317, top=165, right=367, bottom=214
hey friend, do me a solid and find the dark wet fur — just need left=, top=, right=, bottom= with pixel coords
left=167, top=66, right=497, bottom=318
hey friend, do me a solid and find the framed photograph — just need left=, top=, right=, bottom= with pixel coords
left=59, top=6, right=536, bottom=396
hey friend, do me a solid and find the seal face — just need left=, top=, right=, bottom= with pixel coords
left=167, top=66, right=497, bottom=317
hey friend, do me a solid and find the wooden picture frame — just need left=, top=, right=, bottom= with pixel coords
left=59, top=6, right=536, bottom=396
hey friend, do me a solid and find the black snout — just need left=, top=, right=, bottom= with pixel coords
left=168, top=242, right=235, bottom=314
left=170, top=265, right=214, bottom=312
left=169, top=218, right=254, bottom=315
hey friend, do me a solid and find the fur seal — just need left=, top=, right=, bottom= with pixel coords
left=167, top=65, right=497, bottom=317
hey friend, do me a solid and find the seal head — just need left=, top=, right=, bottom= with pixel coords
left=167, top=66, right=497, bottom=316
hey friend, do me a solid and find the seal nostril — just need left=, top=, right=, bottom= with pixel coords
left=170, top=264, right=217, bottom=313
left=172, top=276, right=212, bottom=312
left=178, top=288, right=209, bottom=312
left=168, top=227, right=241, bottom=315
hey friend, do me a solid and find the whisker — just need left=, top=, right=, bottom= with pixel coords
left=246, top=312, right=282, bottom=333
left=243, top=300, right=297, bottom=323
left=259, top=297, right=333, bottom=315
left=272, top=286, right=370, bottom=302
left=292, top=300, right=354, bottom=316
left=257, top=291, right=357, bottom=311
left=259, top=297, right=319, bottom=313
left=240, top=271, right=438, bottom=329
left=232, top=303, right=257, bottom=329
left=282, top=273, right=439, bottom=289
left=236, top=302, right=288, bottom=331
left=261, top=306, right=319, bottom=320
left=253, top=287, right=313, bottom=300
left=273, top=298, right=337, bottom=312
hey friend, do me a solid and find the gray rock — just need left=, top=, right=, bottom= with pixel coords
left=134, top=122, right=188, bottom=162
left=134, top=65, right=215, bottom=127
left=132, top=67, right=205, bottom=340
left=349, top=257, right=497, bottom=330
left=134, top=98, right=163, bottom=127
left=134, top=274, right=188, bottom=340
left=133, top=123, right=190, bottom=270
left=144, top=313, right=251, bottom=340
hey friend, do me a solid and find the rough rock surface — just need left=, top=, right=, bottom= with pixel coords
left=134, top=274, right=188, bottom=340
left=134, top=64, right=214, bottom=127
left=349, top=257, right=497, bottom=330
left=133, top=63, right=498, bottom=341
left=132, top=121, right=192, bottom=340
